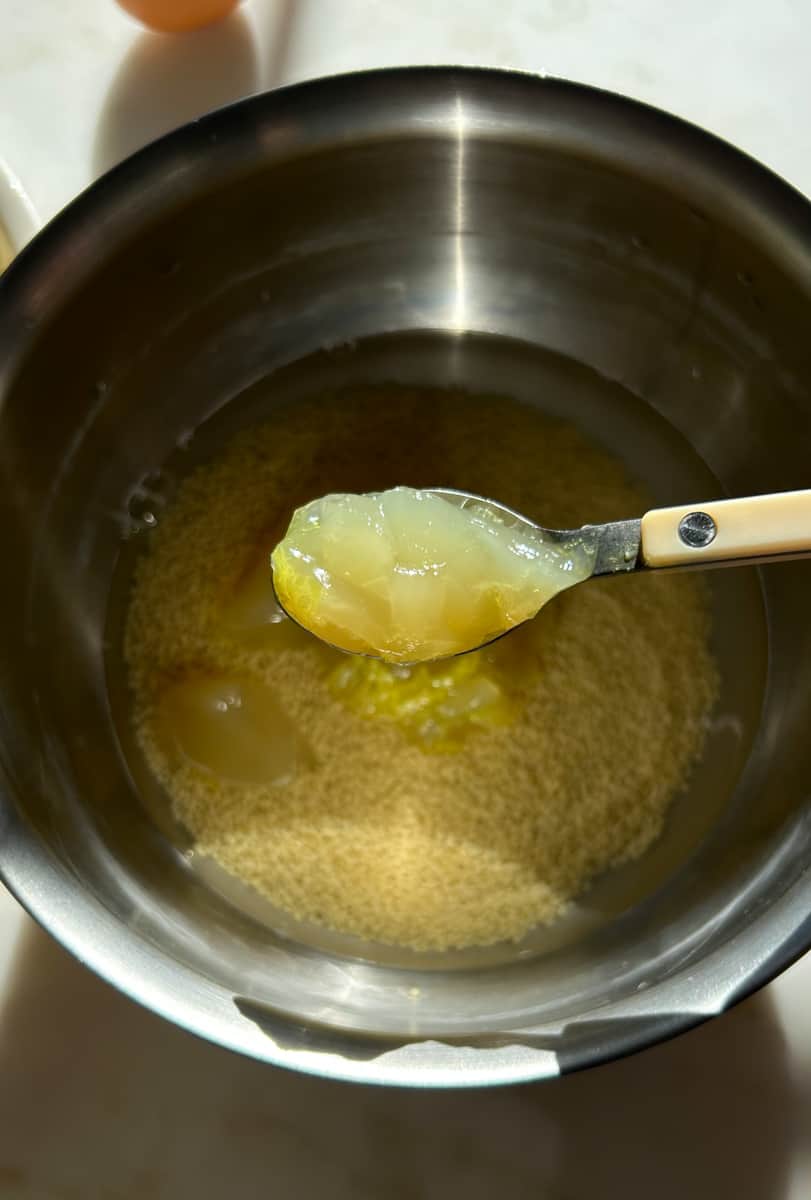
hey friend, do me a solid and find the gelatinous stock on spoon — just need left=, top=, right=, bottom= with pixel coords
left=271, top=487, right=595, bottom=663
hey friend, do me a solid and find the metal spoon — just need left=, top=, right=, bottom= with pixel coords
left=274, top=485, right=811, bottom=661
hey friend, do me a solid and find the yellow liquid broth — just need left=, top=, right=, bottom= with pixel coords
left=124, top=387, right=718, bottom=950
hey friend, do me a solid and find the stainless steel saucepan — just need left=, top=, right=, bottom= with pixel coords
left=0, top=68, right=809, bottom=1087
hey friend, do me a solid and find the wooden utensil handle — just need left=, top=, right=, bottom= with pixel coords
left=640, top=489, right=811, bottom=568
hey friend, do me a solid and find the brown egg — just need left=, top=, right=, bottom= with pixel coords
left=116, top=0, right=240, bottom=34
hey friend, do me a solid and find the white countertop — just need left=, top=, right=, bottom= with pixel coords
left=1, top=2, right=810, bottom=1197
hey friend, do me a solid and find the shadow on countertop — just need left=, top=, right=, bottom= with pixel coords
left=92, top=0, right=297, bottom=179
left=0, top=915, right=799, bottom=1200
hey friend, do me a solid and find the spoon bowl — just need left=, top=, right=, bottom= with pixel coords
left=270, top=484, right=613, bottom=663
